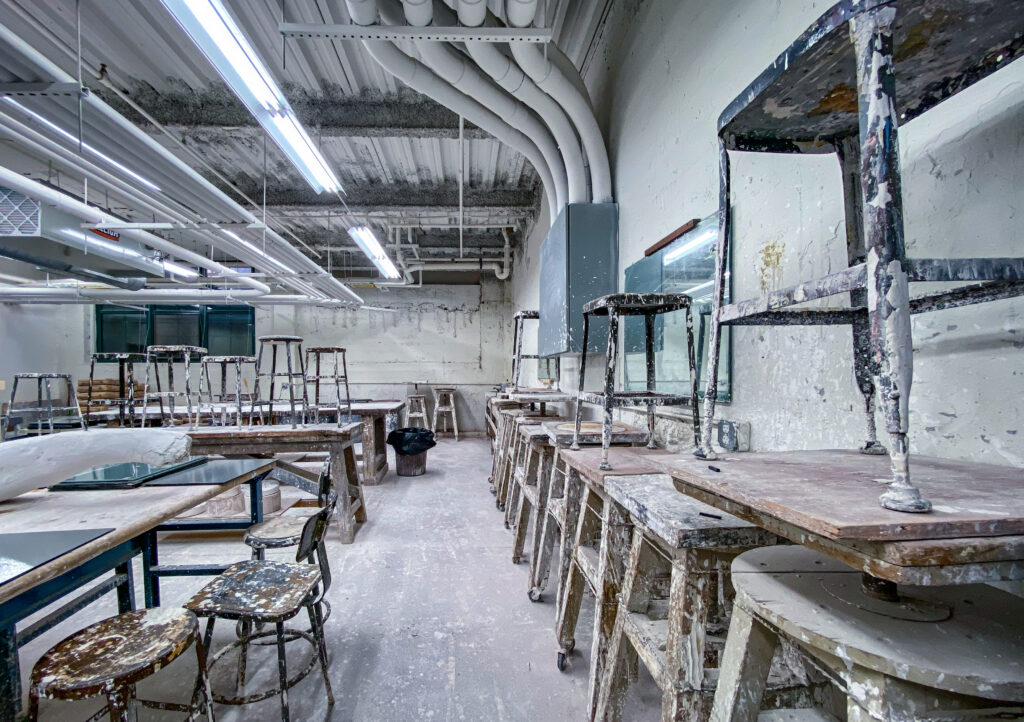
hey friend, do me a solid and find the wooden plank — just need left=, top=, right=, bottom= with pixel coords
left=667, top=450, right=1024, bottom=542
left=644, top=218, right=700, bottom=257
left=558, top=447, right=672, bottom=488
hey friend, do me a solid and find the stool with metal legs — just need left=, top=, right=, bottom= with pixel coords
left=200, top=355, right=260, bottom=426
left=84, top=352, right=144, bottom=427
left=1, top=373, right=86, bottom=440
left=253, top=335, right=308, bottom=428
left=141, top=345, right=206, bottom=428
left=304, top=346, right=351, bottom=425
left=572, top=293, right=701, bottom=470
left=185, top=497, right=336, bottom=722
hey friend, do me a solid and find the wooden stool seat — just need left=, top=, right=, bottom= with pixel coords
left=432, top=387, right=459, bottom=440
left=245, top=516, right=309, bottom=550
left=406, top=394, right=429, bottom=428
left=186, top=560, right=321, bottom=622
left=714, top=545, right=1024, bottom=721
left=29, top=608, right=212, bottom=720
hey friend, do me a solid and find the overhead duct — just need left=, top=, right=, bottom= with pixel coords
left=0, top=20, right=362, bottom=305
left=0, top=167, right=273, bottom=295
left=504, top=1, right=613, bottom=202
left=0, top=245, right=146, bottom=290
left=344, top=0, right=559, bottom=218
left=382, top=0, right=567, bottom=213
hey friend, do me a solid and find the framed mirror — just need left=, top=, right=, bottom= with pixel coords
left=623, top=213, right=731, bottom=401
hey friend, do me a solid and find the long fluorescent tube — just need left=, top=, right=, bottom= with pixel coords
left=348, top=226, right=401, bottom=279
left=161, top=0, right=342, bottom=194
left=161, top=260, right=199, bottom=278
left=3, top=98, right=161, bottom=192
left=222, top=230, right=295, bottom=274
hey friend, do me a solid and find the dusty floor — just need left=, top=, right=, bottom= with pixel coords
left=18, top=437, right=663, bottom=721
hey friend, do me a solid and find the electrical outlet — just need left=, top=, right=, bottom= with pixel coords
left=718, top=419, right=750, bottom=452
left=0, top=380, right=6, bottom=391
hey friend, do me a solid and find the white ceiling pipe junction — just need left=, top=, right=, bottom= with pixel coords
left=343, top=0, right=558, bottom=223
left=0, top=20, right=362, bottom=305
left=384, top=0, right=567, bottom=214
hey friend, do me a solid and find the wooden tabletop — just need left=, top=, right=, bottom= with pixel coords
left=557, top=447, right=677, bottom=489
left=508, top=391, right=573, bottom=403
left=666, top=450, right=1024, bottom=542
left=542, top=420, right=649, bottom=446
left=187, top=422, right=361, bottom=444
left=89, top=400, right=403, bottom=420
left=0, top=458, right=274, bottom=605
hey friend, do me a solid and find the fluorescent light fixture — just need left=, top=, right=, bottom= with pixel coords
left=222, top=230, right=295, bottom=274
left=161, top=260, right=199, bottom=278
left=663, top=227, right=716, bottom=265
left=3, top=98, right=161, bottom=192
left=161, top=0, right=341, bottom=194
left=348, top=226, right=401, bottom=279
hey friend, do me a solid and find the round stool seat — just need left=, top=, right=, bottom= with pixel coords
left=31, top=608, right=198, bottom=700
left=257, top=335, right=303, bottom=343
left=305, top=346, right=346, bottom=353
left=146, top=345, right=207, bottom=354
left=245, top=514, right=310, bottom=549
left=732, top=546, right=1024, bottom=702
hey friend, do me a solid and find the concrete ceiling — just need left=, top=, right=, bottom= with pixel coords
left=0, top=0, right=614, bottom=285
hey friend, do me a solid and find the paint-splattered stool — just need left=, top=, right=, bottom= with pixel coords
left=528, top=422, right=648, bottom=604
left=406, top=394, right=430, bottom=429
left=199, top=354, right=259, bottom=426
left=571, top=293, right=701, bottom=470
left=1, top=372, right=86, bottom=440
left=712, top=545, right=1024, bottom=721
left=431, top=386, right=459, bottom=440
left=490, top=407, right=554, bottom=498
left=185, top=500, right=336, bottom=722
left=253, top=335, right=309, bottom=429
left=27, top=607, right=214, bottom=721
left=141, top=345, right=206, bottom=428
left=304, top=347, right=351, bottom=425
left=594, top=474, right=810, bottom=722
left=505, top=418, right=566, bottom=545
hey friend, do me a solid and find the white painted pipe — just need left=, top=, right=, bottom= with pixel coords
left=456, top=0, right=487, bottom=26
left=505, top=0, right=537, bottom=28
left=401, top=0, right=433, bottom=25
left=0, top=287, right=353, bottom=306
left=382, top=0, right=567, bottom=213
left=0, top=21, right=361, bottom=305
left=345, top=3, right=559, bottom=217
left=0, top=165, right=273, bottom=295
left=347, top=0, right=380, bottom=26
left=505, top=2, right=612, bottom=202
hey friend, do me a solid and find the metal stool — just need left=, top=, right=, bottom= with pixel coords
left=573, top=293, right=701, bottom=469
left=304, top=346, right=352, bottom=425
left=405, top=394, right=429, bottom=428
left=431, top=386, right=459, bottom=441
left=253, top=335, right=309, bottom=428
left=141, top=345, right=206, bottom=427
left=185, top=499, right=336, bottom=721
left=27, top=608, right=214, bottom=722
left=199, top=355, right=260, bottom=426
left=1, top=373, right=86, bottom=441
left=245, top=459, right=332, bottom=561
left=84, top=352, right=144, bottom=427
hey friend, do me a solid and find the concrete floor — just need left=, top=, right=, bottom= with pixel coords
left=18, top=438, right=664, bottom=721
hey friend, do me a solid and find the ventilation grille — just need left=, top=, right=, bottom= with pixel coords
left=0, top=187, right=41, bottom=236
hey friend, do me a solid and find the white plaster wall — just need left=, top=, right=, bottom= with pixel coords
left=0, top=281, right=513, bottom=432
left=512, top=0, right=1024, bottom=465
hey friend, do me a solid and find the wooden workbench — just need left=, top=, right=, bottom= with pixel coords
left=665, top=449, right=1024, bottom=585
left=350, top=400, right=404, bottom=485
left=187, top=422, right=367, bottom=543
left=0, top=458, right=273, bottom=719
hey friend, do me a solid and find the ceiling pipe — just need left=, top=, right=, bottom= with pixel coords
left=0, top=245, right=146, bottom=290
left=455, top=0, right=487, bottom=27
left=0, top=21, right=361, bottom=306
left=343, top=1, right=559, bottom=218
left=0, top=113, right=320, bottom=295
left=382, top=0, right=567, bottom=214
left=505, top=0, right=538, bottom=28
left=0, top=165, right=272, bottom=295
left=505, top=3, right=612, bottom=202
left=0, top=286, right=358, bottom=306
left=400, top=0, right=433, bottom=26
left=429, top=1, right=587, bottom=207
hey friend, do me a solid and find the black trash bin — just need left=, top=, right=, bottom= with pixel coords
left=387, top=427, right=437, bottom=477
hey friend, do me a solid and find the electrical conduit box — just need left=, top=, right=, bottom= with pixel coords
left=538, top=203, right=618, bottom=357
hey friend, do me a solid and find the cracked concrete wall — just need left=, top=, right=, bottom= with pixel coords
left=512, top=0, right=1024, bottom=466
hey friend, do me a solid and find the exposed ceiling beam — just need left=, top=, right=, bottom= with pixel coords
left=98, top=86, right=488, bottom=139
left=230, top=183, right=536, bottom=210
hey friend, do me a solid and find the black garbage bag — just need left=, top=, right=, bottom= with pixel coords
left=386, top=427, right=437, bottom=456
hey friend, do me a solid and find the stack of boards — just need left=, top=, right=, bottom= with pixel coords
left=77, top=378, right=145, bottom=413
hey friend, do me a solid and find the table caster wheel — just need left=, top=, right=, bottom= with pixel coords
left=512, top=555, right=521, bottom=564
left=528, top=588, right=542, bottom=603
left=497, top=502, right=505, bottom=511
left=556, top=652, right=567, bottom=671
left=504, top=520, right=510, bottom=529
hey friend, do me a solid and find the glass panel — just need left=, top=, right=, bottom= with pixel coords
left=95, top=306, right=147, bottom=354
left=206, top=306, right=255, bottom=356
left=151, top=306, right=202, bottom=347
left=623, top=214, right=731, bottom=401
